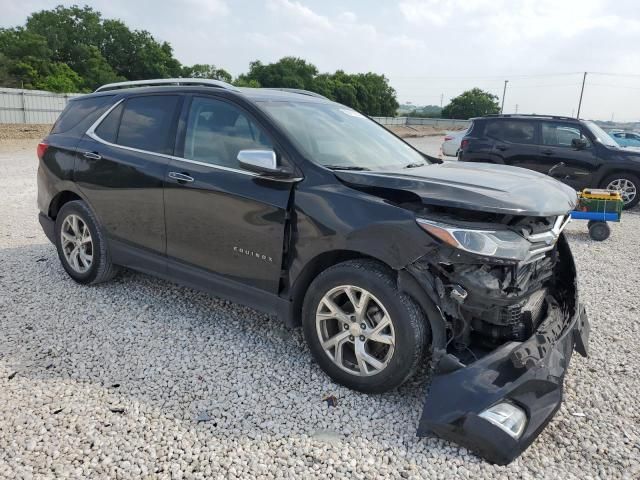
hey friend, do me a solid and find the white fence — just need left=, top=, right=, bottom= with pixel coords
left=0, top=86, right=471, bottom=128
left=0, top=87, right=83, bottom=124
left=372, top=116, right=471, bottom=129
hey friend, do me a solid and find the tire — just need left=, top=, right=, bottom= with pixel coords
left=54, top=200, right=119, bottom=284
left=601, top=172, right=640, bottom=209
left=302, top=259, right=429, bottom=394
left=588, top=221, right=610, bottom=241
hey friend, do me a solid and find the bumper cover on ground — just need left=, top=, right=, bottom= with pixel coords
left=417, top=303, right=589, bottom=465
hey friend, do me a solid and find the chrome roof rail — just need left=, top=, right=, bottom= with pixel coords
left=95, top=78, right=240, bottom=93
left=264, top=88, right=329, bottom=100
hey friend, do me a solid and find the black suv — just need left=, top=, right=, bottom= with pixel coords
left=458, top=114, right=640, bottom=208
left=37, top=79, right=589, bottom=464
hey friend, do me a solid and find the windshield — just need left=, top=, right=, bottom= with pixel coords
left=258, top=101, right=428, bottom=170
left=584, top=121, right=619, bottom=148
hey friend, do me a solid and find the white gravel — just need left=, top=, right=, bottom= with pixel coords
left=1, top=138, right=639, bottom=479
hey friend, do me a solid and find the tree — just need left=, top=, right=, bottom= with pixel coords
left=238, top=57, right=398, bottom=116
left=441, top=88, right=500, bottom=119
left=181, top=64, right=232, bottom=82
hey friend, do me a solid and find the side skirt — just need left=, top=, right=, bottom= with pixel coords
left=110, top=239, right=293, bottom=324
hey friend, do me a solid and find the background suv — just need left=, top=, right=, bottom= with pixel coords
left=458, top=114, right=640, bottom=208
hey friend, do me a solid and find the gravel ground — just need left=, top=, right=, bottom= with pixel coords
left=1, top=139, right=639, bottom=479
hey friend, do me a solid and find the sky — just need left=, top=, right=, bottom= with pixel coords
left=2, top=0, right=640, bottom=121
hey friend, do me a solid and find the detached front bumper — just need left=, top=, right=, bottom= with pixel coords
left=417, top=303, right=589, bottom=465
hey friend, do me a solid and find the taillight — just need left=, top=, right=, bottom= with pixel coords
left=444, top=135, right=453, bottom=141
left=460, top=139, right=470, bottom=150
left=37, top=142, right=48, bottom=160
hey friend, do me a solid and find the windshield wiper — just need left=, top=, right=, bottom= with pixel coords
left=324, top=165, right=371, bottom=171
left=404, top=162, right=426, bottom=168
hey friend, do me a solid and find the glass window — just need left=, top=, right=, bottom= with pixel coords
left=184, top=96, right=272, bottom=169
left=95, top=103, right=123, bottom=143
left=51, top=95, right=114, bottom=134
left=116, top=95, right=179, bottom=154
left=486, top=120, right=536, bottom=144
left=541, top=122, right=590, bottom=147
left=258, top=101, right=428, bottom=171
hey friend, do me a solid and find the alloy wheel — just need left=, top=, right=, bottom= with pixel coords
left=606, top=178, right=637, bottom=204
left=315, top=285, right=395, bottom=376
left=60, top=214, right=93, bottom=273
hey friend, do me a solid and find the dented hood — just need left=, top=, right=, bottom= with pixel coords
left=335, top=162, right=578, bottom=216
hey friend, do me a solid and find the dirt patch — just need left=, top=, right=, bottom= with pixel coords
left=0, top=124, right=52, bottom=140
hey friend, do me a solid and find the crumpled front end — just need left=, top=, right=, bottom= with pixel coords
left=402, top=230, right=589, bottom=465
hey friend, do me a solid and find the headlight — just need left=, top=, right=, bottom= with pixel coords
left=416, top=218, right=531, bottom=261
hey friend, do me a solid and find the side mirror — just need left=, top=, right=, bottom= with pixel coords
left=572, top=138, right=588, bottom=150
left=237, top=149, right=291, bottom=177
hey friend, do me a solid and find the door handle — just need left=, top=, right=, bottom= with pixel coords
left=496, top=144, right=508, bottom=151
left=83, top=151, right=102, bottom=160
left=168, top=171, right=194, bottom=183
left=541, top=149, right=554, bottom=155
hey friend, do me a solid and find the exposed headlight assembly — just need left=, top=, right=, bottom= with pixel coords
left=416, top=218, right=531, bottom=261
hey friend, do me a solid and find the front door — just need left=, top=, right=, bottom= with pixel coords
left=537, top=121, right=598, bottom=188
left=164, top=95, right=293, bottom=293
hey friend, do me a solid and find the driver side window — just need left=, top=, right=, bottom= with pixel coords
left=184, top=96, right=273, bottom=170
left=541, top=122, right=591, bottom=148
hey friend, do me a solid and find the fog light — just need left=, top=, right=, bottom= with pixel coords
left=478, top=402, right=527, bottom=439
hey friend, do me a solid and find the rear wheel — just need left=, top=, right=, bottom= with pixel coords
left=602, top=173, right=639, bottom=209
left=302, top=260, right=428, bottom=393
left=54, top=200, right=119, bottom=284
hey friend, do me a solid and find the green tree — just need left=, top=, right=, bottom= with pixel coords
left=181, top=64, right=232, bottom=82
left=237, top=57, right=318, bottom=90
left=441, top=88, right=500, bottom=119
left=35, top=62, right=84, bottom=92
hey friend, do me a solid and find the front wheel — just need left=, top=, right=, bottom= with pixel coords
left=302, top=260, right=429, bottom=393
left=602, top=173, right=639, bottom=209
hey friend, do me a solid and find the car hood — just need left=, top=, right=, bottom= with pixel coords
left=334, top=162, right=578, bottom=216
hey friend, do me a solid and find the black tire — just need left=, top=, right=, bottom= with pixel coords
left=54, top=200, right=119, bottom=284
left=588, top=221, right=610, bottom=241
left=601, top=172, right=640, bottom=209
left=302, top=259, right=429, bottom=394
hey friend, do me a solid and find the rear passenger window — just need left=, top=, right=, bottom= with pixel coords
left=486, top=120, right=536, bottom=144
left=94, top=103, right=123, bottom=143
left=51, top=95, right=114, bottom=134
left=183, top=96, right=272, bottom=169
left=116, top=95, right=179, bottom=154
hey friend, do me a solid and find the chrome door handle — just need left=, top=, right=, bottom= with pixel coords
left=83, top=151, right=102, bottom=160
left=168, top=172, right=194, bottom=183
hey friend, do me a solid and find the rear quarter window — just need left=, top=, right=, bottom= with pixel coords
left=51, top=95, right=115, bottom=134
left=485, top=120, right=536, bottom=144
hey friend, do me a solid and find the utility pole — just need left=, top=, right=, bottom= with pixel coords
left=500, top=80, right=508, bottom=114
left=515, top=104, right=519, bottom=114
left=576, top=72, right=587, bottom=119
left=440, top=93, right=443, bottom=109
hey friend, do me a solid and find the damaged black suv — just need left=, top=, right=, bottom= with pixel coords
left=37, top=79, right=589, bottom=465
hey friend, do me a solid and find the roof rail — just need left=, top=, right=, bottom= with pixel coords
left=94, top=78, right=240, bottom=93
left=482, top=113, right=578, bottom=121
left=265, top=88, right=329, bottom=100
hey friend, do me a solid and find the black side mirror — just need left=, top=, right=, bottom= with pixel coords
left=572, top=138, right=588, bottom=150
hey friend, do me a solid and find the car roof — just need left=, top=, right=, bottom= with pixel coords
left=472, top=114, right=581, bottom=123
left=82, top=78, right=334, bottom=105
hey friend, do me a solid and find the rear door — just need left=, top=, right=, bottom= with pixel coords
left=537, top=121, right=598, bottom=188
left=486, top=119, right=540, bottom=168
left=76, top=94, right=181, bottom=254
left=164, top=94, right=294, bottom=293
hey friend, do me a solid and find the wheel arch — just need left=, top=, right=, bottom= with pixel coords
left=48, top=190, right=83, bottom=219
left=286, top=250, right=389, bottom=327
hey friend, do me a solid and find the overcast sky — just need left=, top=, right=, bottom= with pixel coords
left=3, top=0, right=640, bottom=121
